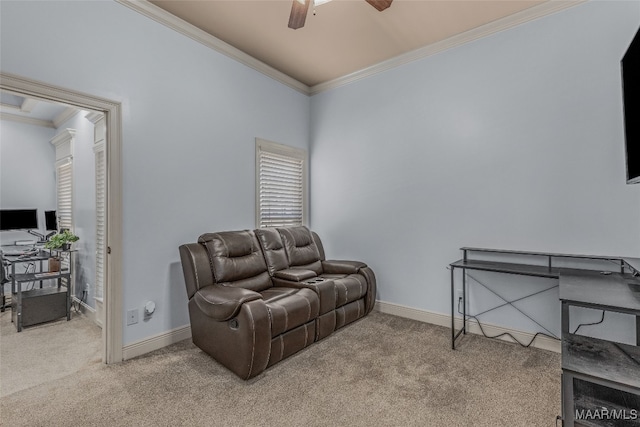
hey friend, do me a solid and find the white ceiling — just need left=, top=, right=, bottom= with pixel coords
left=146, top=0, right=578, bottom=90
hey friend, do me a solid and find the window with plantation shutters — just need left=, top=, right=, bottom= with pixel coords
left=56, top=160, right=73, bottom=231
left=51, top=129, right=75, bottom=288
left=94, top=141, right=106, bottom=300
left=57, top=160, right=73, bottom=285
left=256, top=139, right=307, bottom=228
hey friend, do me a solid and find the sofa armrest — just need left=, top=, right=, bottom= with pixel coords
left=193, top=285, right=262, bottom=321
left=322, top=260, right=367, bottom=274
left=274, top=268, right=317, bottom=282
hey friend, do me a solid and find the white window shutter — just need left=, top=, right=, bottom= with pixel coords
left=51, top=129, right=76, bottom=287
left=256, top=139, right=307, bottom=228
left=56, top=161, right=73, bottom=231
left=56, top=160, right=73, bottom=286
left=94, top=142, right=106, bottom=300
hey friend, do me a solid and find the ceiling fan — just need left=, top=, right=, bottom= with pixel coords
left=288, top=0, right=393, bottom=30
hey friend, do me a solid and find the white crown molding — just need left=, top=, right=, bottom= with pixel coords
left=115, top=0, right=310, bottom=95
left=117, top=0, right=584, bottom=97
left=50, top=127, right=76, bottom=147
left=310, top=0, right=586, bottom=95
left=21, top=97, right=38, bottom=112
left=53, top=106, right=80, bottom=128
left=85, top=111, right=104, bottom=124
left=0, top=102, right=21, bottom=111
left=0, top=111, right=54, bottom=128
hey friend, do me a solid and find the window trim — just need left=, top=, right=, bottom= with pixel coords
left=255, top=138, right=308, bottom=228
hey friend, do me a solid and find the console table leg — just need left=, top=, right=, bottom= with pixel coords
left=462, top=269, right=466, bottom=335
left=451, top=267, right=455, bottom=349
left=636, top=315, right=640, bottom=346
left=561, top=301, right=569, bottom=339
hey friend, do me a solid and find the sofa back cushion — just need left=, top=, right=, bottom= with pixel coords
left=277, top=226, right=322, bottom=274
left=198, top=230, right=272, bottom=292
left=254, top=228, right=289, bottom=275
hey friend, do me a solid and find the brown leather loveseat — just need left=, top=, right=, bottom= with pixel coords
left=179, top=226, right=376, bottom=379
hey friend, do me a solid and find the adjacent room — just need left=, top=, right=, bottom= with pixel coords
left=0, top=0, right=638, bottom=426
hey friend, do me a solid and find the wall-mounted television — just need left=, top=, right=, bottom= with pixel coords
left=622, top=27, right=640, bottom=184
left=0, top=209, right=39, bottom=231
left=45, top=210, right=57, bottom=231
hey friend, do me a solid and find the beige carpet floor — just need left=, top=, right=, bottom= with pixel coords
left=0, top=309, right=102, bottom=397
left=0, top=311, right=561, bottom=426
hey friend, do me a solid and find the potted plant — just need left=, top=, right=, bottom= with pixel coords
left=45, top=230, right=79, bottom=272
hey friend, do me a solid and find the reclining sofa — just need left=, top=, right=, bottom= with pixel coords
left=179, top=226, right=376, bottom=379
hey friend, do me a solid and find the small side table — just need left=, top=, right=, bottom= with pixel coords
left=11, top=269, right=71, bottom=332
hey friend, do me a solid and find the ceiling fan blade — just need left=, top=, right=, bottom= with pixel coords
left=365, top=0, right=393, bottom=12
left=288, top=0, right=310, bottom=30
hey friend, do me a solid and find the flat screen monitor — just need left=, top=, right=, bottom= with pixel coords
left=622, top=27, right=640, bottom=184
left=0, top=209, right=39, bottom=231
left=45, top=210, right=57, bottom=231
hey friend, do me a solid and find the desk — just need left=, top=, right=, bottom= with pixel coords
left=1, top=249, right=49, bottom=312
left=449, top=247, right=638, bottom=350
left=2, top=249, right=73, bottom=331
left=450, top=248, right=640, bottom=427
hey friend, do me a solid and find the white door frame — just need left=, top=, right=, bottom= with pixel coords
left=1, top=71, right=124, bottom=363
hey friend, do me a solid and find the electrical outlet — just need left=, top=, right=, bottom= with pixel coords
left=84, top=283, right=90, bottom=292
left=457, top=289, right=464, bottom=303
left=127, top=309, right=138, bottom=326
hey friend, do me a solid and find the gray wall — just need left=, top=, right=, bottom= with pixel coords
left=0, top=0, right=310, bottom=344
left=0, top=120, right=56, bottom=245
left=309, top=1, right=640, bottom=343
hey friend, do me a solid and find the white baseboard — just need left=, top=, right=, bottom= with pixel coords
left=94, top=297, right=103, bottom=328
left=72, top=296, right=97, bottom=325
left=374, top=300, right=560, bottom=353
left=122, top=325, right=192, bottom=360
left=120, top=300, right=559, bottom=361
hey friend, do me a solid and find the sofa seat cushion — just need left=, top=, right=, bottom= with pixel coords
left=260, top=287, right=298, bottom=303
left=262, top=287, right=319, bottom=337
left=318, top=273, right=347, bottom=280
left=323, top=274, right=367, bottom=308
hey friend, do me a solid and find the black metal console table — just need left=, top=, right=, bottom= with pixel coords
left=450, top=247, right=640, bottom=426
left=449, top=247, right=637, bottom=350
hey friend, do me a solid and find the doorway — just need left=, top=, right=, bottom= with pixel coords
left=0, top=71, right=123, bottom=363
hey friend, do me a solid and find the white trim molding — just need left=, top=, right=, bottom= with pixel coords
left=0, top=111, right=55, bottom=128
left=374, top=300, right=560, bottom=353
left=310, top=0, right=585, bottom=95
left=122, top=301, right=560, bottom=360
left=0, top=71, right=124, bottom=365
left=117, top=0, right=584, bottom=96
left=53, top=106, right=79, bottom=128
left=50, top=128, right=76, bottom=161
left=20, top=97, right=38, bottom=113
left=115, top=0, right=309, bottom=95
left=122, top=325, right=192, bottom=360
left=72, top=296, right=97, bottom=325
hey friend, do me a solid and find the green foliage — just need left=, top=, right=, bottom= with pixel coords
left=45, top=229, right=80, bottom=250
